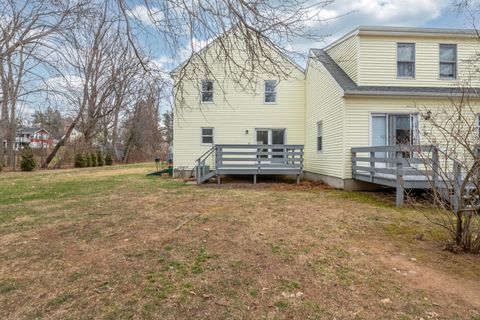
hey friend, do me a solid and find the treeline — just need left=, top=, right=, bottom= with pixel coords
left=0, top=0, right=172, bottom=171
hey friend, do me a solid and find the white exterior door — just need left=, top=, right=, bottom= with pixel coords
left=255, top=129, right=286, bottom=159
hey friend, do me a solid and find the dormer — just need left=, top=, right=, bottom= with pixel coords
left=325, top=26, right=480, bottom=88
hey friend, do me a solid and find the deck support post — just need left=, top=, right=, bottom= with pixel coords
left=296, top=174, right=300, bottom=185
left=370, top=151, right=375, bottom=182
left=217, top=174, right=221, bottom=185
left=253, top=175, right=257, bottom=184
left=396, top=152, right=404, bottom=208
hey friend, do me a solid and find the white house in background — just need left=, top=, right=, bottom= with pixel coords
left=171, top=26, right=480, bottom=193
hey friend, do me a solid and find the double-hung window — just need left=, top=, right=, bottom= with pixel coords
left=317, top=121, right=323, bottom=152
left=201, top=127, right=214, bottom=144
left=439, top=44, right=457, bottom=79
left=201, top=80, right=214, bottom=103
left=264, top=80, right=277, bottom=103
left=397, top=43, right=415, bottom=78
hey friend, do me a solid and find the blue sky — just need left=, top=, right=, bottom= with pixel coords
left=131, top=0, right=474, bottom=72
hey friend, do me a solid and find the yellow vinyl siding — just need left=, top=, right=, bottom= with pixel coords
left=326, top=34, right=359, bottom=83
left=343, top=96, right=480, bottom=178
left=305, top=58, right=346, bottom=178
left=172, top=39, right=305, bottom=170
left=358, top=35, right=480, bottom=87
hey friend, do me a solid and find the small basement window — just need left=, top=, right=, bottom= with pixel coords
left=201, top=80, right=214, bottom=102
left=264, top=80, right=277, bottom=103
left=317, top=121, right=323, bottom=152
left=201, top=127, right=214, bottom=144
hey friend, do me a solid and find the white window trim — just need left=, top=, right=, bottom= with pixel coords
left=200, top=80, right=214, bottom=104
left=200, top=127, right=214, bottom=145
left=396, top=43, right=416, bottom=79
left=264, top=80, right=277, bottom=104
left=439, top=43, right=458, bottom=80
left=317, top=121, right=323, bottom=153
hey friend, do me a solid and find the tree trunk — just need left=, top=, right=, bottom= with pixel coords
left=111, top=105, right=120, bottom=160
left=456, top=212, right=463, bottom=247
left=42, top=114, right=81, bottom=168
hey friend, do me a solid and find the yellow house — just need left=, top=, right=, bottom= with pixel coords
left=172, top=26, right=480, bottom=193
left=171, top=27, right=305, bottom=182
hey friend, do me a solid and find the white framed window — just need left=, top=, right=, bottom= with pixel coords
left=439, top=44, right=457, bottom=79
left=264, top=80, right=277, bottom=103
left=397, top=43, right=415, bottom=78
left=201, top=80, right=214, bottom=103
left=201, top=127, right=214, bottom=144
left=317, top=121, right=323, bottom=152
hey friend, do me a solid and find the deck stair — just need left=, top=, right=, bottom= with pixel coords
left=195, top=146, right=216, bottom=184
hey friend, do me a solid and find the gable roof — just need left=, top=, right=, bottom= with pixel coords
left=170, top=25, right=304, bottom=76
left=310, top=49, right=480, bottom=98
left=17, top=127, right=50, bottom=135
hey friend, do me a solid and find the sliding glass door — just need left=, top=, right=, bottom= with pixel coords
left=371, top=113, right=418, bottom=163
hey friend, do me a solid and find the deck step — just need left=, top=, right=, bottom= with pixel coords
left=197, top=171, right=215, bottom=184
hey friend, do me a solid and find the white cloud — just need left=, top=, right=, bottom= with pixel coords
left=287, top=0, right=452, bottom=54
left=127, top=5, right=164, bottom=27
left=177, top=37, right=216, bottom=62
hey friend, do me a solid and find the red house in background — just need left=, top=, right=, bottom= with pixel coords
left=13, top=127, right=53, bottom=150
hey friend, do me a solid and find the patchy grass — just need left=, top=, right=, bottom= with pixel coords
left=0, top=163, right=479, bottom=319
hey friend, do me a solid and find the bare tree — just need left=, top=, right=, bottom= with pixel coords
left=42, top=3, right=150, bottom=167
left=116, top=0, right=339, bottom=110
left=122, top=86, right=163, bottom=163
left=0, top=0, right=86, bottom=169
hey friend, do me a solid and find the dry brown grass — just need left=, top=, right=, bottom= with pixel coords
left=0, top=163, right=479, bottom=319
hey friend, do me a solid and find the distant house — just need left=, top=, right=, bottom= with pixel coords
left=3, top=127, right=54, bottom=150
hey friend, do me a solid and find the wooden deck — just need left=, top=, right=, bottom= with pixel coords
left=196, top=144, right=304, bottom=184
left=351, top=145, right=469, bottom=208
left=352, top=145, right=440, bottom=207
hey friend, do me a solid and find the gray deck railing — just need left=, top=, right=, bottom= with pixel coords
left=215, top=144, right=304, bottom=184
left=351, top=145, right=439, bottom=207
left=195, top=144, right=304, bottom=184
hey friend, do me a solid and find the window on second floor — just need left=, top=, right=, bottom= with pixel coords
left=264, top=80, right=277, bottom=103
left=317, top=121, right=323, bottom=152
left=201, top=80, right=214, bottom=103
left=397, top=43, right=415, bottom=78
left=439, top=44, right=457, bottom=79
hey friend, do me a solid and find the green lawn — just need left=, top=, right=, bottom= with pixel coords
left=0, top=164, right=479, bottom=319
